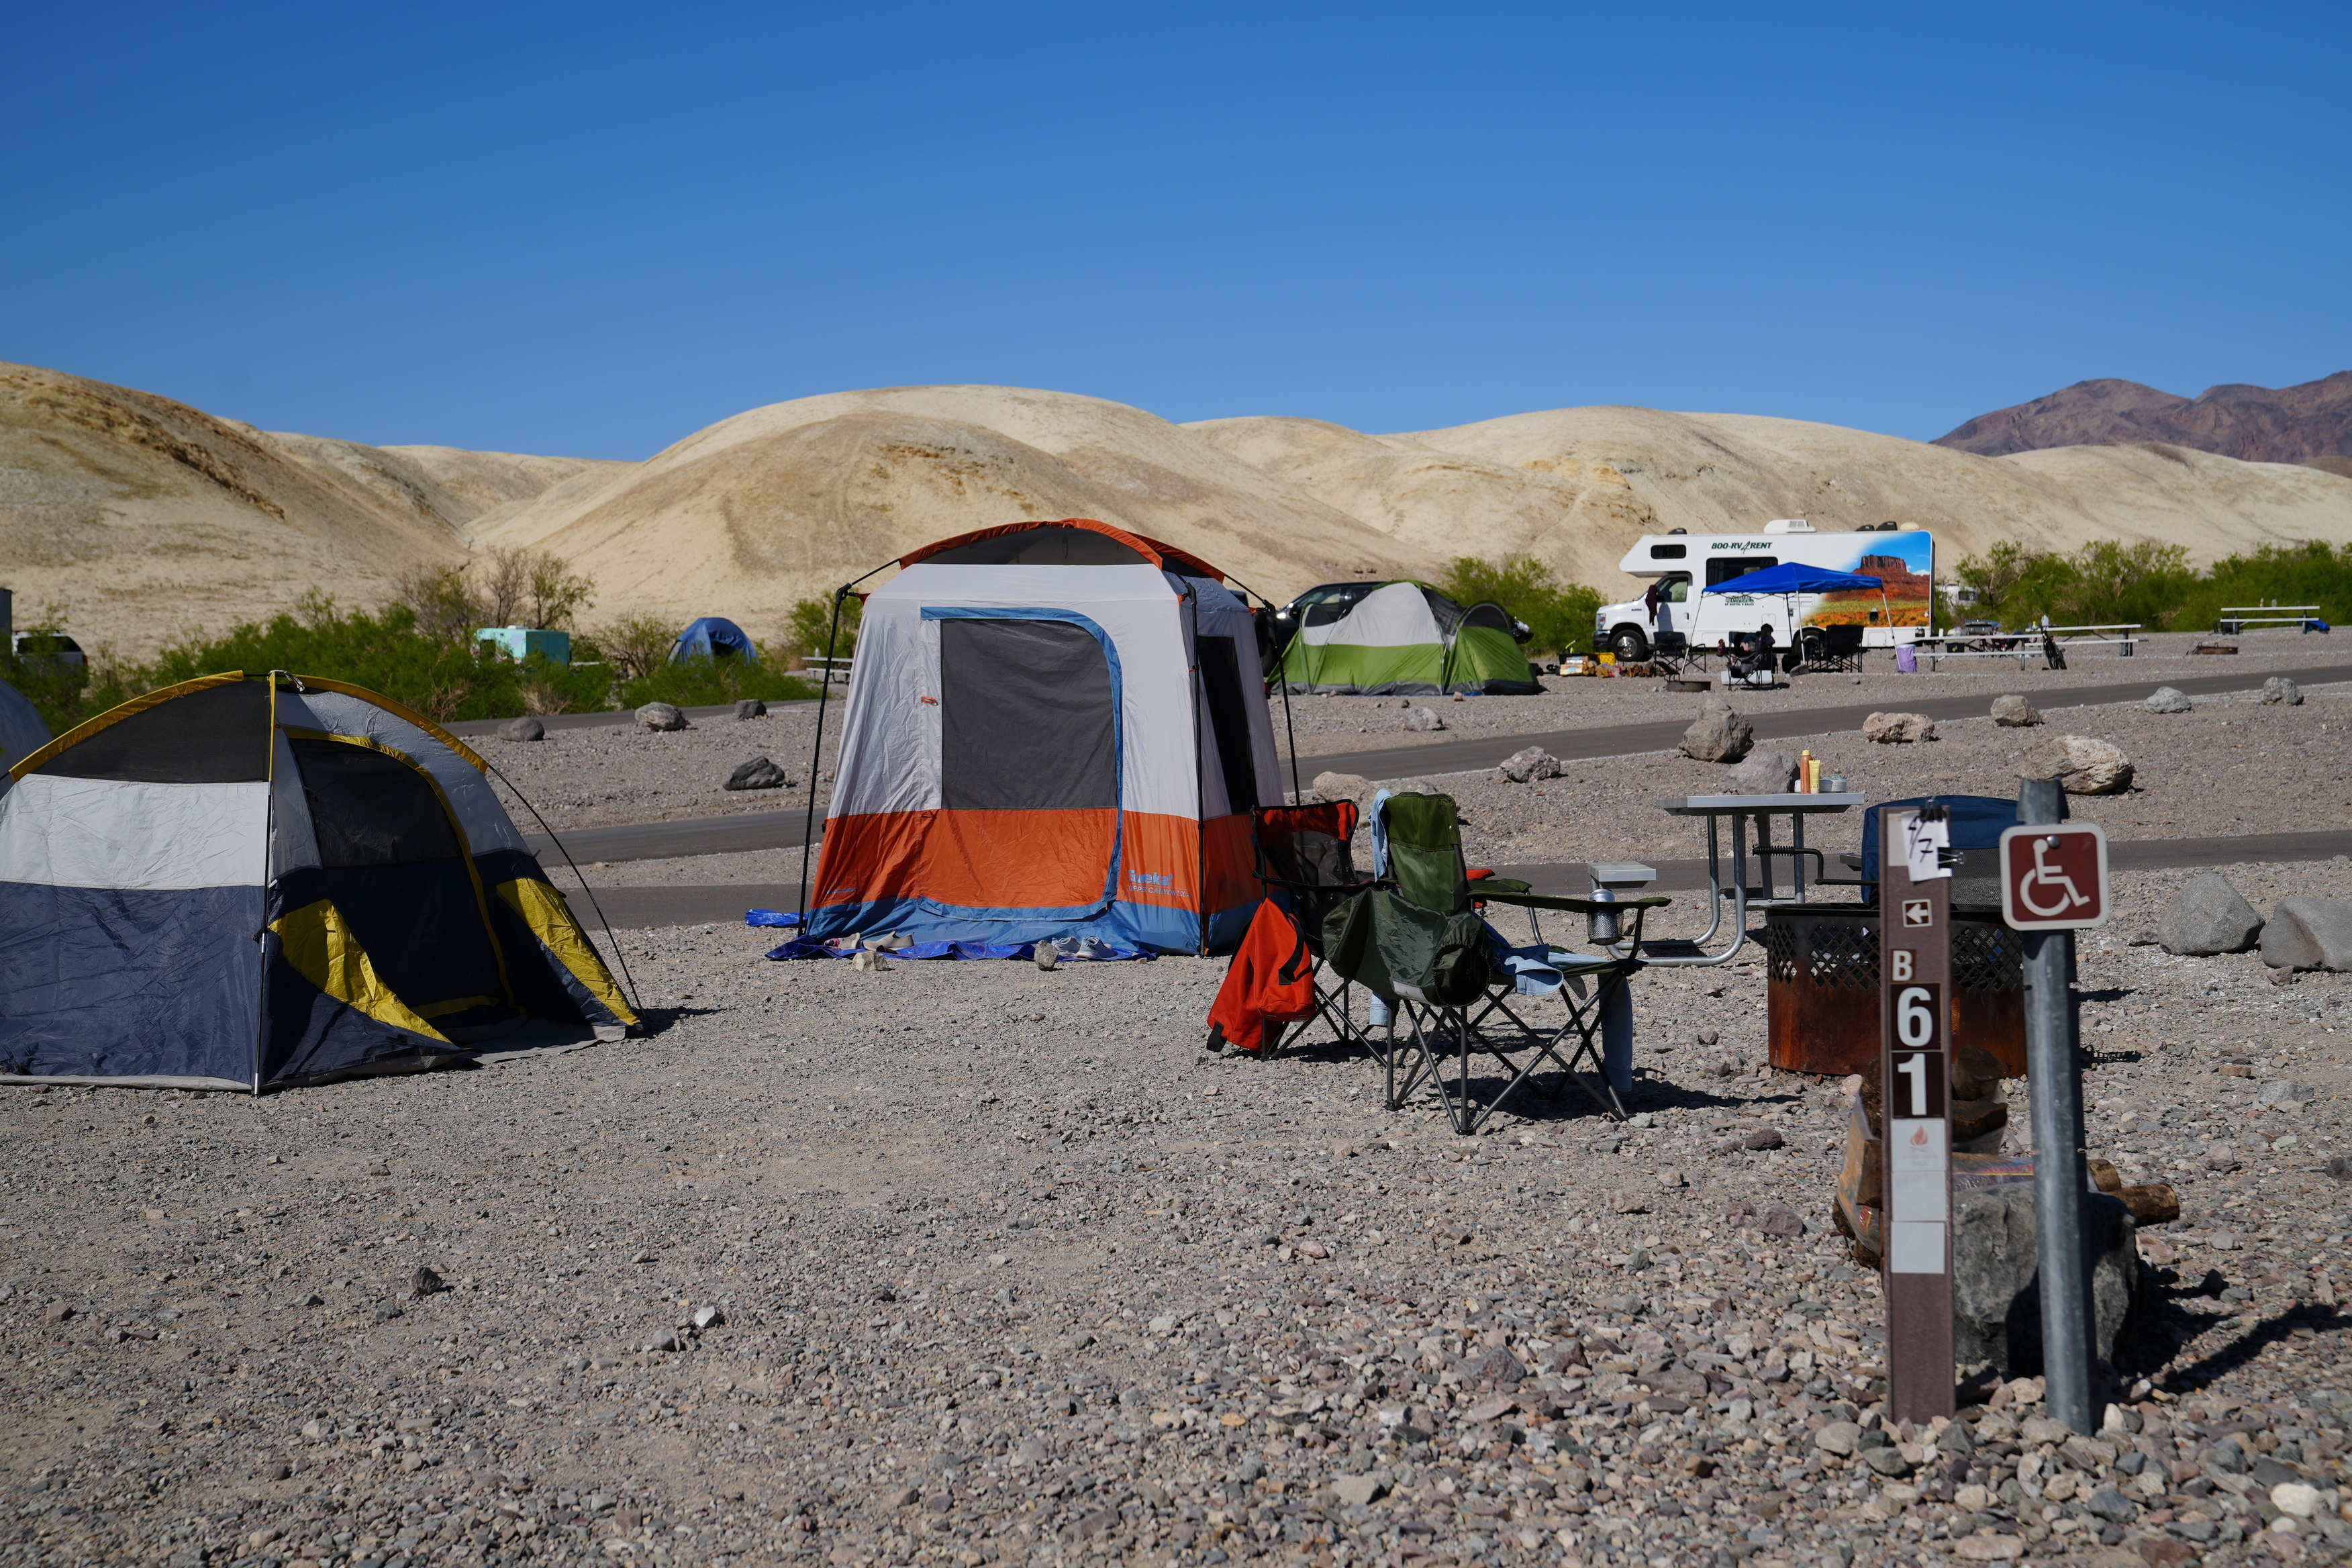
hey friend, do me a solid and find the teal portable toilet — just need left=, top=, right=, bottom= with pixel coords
left=474, top=626, right=572, bottom=665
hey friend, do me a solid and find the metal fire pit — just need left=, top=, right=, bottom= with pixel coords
left=1763, top=904, right=2027, bottom=1078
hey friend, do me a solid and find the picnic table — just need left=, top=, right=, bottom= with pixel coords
left=1613, top=792, right=1864, bottom=967
left=2216, top=605, right=2327, bottom=635
left=1914, top=624, right=2140, bottom=670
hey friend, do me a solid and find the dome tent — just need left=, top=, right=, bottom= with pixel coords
left=0, top=672, right=637, bottom=1091
left=1277, top=582, right=1538, bottom=695
left=0, top=676, right=49, bottom=786
left=801, top=518, right=1283, bottom=954
left=670, top=618, right=757, bottom=662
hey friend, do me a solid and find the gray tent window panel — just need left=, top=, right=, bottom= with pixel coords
left=290, top=740, right=463, bottom=867
left=34, top=680, right=271, bottom=783
left=938, top=618, right=1116, bottom=812
left=920, top=526, right=1153, bottom=569
left=1196, top=635, right=1258, bottom=817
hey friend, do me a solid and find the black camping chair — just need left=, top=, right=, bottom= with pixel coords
left=1245, top=801, right=1377, bottom=1055
left=1324, top=792, right=1669, bottom=1132
left=1792, top=624, right=1864, bottom=673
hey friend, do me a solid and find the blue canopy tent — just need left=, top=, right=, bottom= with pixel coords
left=669, top=618, right=758, bottom=663
left=1699, top=560, right=1886, bottom=601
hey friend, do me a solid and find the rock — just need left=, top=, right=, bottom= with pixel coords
left=2156, top=872, right=2264, bottom=955
left=2272, top=1481, right=2322, bottom=1518
left=1467, top=1393, right=1517, bottom=1422
left=2258, top=1079, right=2308, bottom=1106
left=1472, top=1346, right=1526, bottom=1385
left=497, top=716, right=545, bottom=742
left=1760, top=1205, right=1803, bottom=1238
left=1990, top=695, right=2042, bottom=728
left=2143, top=686, right=2192, bottom=713
left=1033, top=945, right=1058, bottom=973
left=724, top=756, right=791, bottom=791
left=1861, top=1444, right=1914, bottom=1477
left=408, top=1267, right=446, bottom=1299
left=1498, top=746, right=1563, bottom=783
left=1724, top=748, right=1796, bottom=795
left=2018, top=734, right=2133, bottom=795
left=1814, top=1421, right=1861, bottom=1456
left=1862, top=711, right=1937, bottom=744
left=1657, top=1167, right=1685, bottom=1189
left=1953, top=1532, right=2024, bottom=1559
left=1951, top=1187, right=2140, bottom=1373
left=1743, top=1128, right=1785, bottom=1151
left=1678, top=699, right=1753, bottom=763
left=2260, top=677, right=2304, bottom=706
left=1310, top=771, right=1372, bottom=808
left=1399, top=706, right=1447, bottom=732
left=2261, top=897, right=2352, bottom=971
left=1610, top=1194, right=1649, bottom=1215
left=1147, top=1314, right=1179, bottom=1337
left=883, top=1486, right=920, bottom=1508
left=636, top=702, right=688, bottom=731
left=2080, top=1486, right=2138, bottom=1522
left=42, top=1301, right=72, bottom=1324
left=691, top=1306, right=724, bottom=1330
left=1330, top=1473, right=1388, bottom=1507
left=734, top=698, right=767, bottom=720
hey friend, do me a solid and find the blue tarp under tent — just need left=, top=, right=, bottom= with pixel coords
left=670, top=618, right=758, bottom=663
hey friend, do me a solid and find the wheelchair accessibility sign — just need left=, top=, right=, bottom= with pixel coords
left=1997, top=822, right=2110, bottom=931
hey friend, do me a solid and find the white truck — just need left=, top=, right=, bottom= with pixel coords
left=1592, top=519, right=1934, bottom=663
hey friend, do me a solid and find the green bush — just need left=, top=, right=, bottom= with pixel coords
left=618, top=656, right=818, bottom=709
left=1438, top=556, right=1604, bottom=658
left=784, top=593, right=862, bottom=666
left=0, top=622, right=95, bottom=738
left=1954, top=538, right=2345, bottom=632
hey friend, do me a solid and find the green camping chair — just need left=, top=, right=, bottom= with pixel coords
left=1322, top=792, right=1669, bottom=1131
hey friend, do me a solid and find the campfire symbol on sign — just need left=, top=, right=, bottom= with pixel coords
left=1901, top=899, right=1933, bottom=927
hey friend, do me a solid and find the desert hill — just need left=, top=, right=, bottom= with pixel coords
left=1936, top=371, right=2352, bottom=464
left=5, top=361, right=2349, bottom=660
left=0, top=360, right=621, bottom=654
left=467, top=386, right=1440, bottom=634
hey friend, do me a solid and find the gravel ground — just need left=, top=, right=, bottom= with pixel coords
left=478, top=634, right=2345, bottom=833
left=8, top=858, right=2352, bottom=1568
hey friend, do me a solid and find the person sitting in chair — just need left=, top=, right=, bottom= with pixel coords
left=1728, top=624, right=1775, bottom=680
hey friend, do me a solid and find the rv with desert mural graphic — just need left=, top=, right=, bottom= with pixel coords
left=1594, top=519, right=1934, bottom=662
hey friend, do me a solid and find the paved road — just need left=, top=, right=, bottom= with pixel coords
left=1308, top=659, right=2352, bottom=783
left=577, top=826, right=2352, bottom=930
left=446, top=697, right=821, bottom=738
left=522, top=808, right=818, bottom=865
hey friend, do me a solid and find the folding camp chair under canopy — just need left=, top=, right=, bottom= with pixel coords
left=0, top=672, right=637, bottom=1091
left=801, top=520, right=1285, bottom=955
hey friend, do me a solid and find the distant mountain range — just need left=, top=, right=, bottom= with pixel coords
left=1936, top=371, right=2352, bottom=477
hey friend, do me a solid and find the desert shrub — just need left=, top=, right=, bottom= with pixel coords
left=618, top=654, right=817, bottom=710
left=1439, top=556, right=1602, bottom=657
left=589, top=614, right=679, bottom=684
left=1953, top=537, right=2347, bottom=632
left=783, top=593, right=863, bottom=667
left=0, top=607, right=98, bottom=736
left=393, top=546, right=595, bottom=644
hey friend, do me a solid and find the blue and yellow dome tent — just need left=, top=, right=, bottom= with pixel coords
left=0, top=672, right=636, bottom=1091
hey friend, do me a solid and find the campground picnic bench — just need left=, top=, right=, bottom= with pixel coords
left=1600, top=792, right=1864, bottom=968
left=2216, top=605, right=2327, bottom=635
left=1915, top=624, right=2141, bottom=670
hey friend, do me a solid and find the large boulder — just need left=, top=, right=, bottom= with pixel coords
left=2261, top=898, right=2352, bottom=973
left=1990, top=695, right=2042, bottom=728
left=2018, top=734, right=2133, bottom=795
left=2157, top=873, right=2264, bottom=956
left=734, top=698, right=768, bottom=720
left=2261, top=677, right=2304, bottom=706
left=1724, top=748, right=1796, bottom=794
left=636, top=702, right=689, bottom=732
left=1400, top=706, right=1447, bottom=733
left=497, top=716, right=545, bottom=742
left=1862, top=712, right=1936, bottom=744
left=1310, top=771, right=1373, bottom=810
left=1679, top=699, right=1753, bottom=763
left=1952, top=1187, right=2141, bottom=1373
left=1499, top=746, right=1563, bottom=783
left=724, top=755, right=792, bottom=791
left=2143, top=687, right=2192, bottom=714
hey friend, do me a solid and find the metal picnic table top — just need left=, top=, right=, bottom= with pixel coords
left=1635, top=792, right=1865, bottom=965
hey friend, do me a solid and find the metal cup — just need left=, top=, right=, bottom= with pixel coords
left=1586, top=885, right=1620, bottom=944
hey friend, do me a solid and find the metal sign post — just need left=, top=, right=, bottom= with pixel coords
left=1880, top=806, right=1955, bottom=1425
left=2002, top=795, right=2110, bottom=1432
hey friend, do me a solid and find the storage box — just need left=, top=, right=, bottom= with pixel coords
left=473, top=626, right=572, bottom=665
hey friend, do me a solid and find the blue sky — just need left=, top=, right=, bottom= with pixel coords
left=4, top=1, right=2346, bottom=458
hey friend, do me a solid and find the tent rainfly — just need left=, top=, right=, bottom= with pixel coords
left=0, top=673, right=637, bottom=1090
left=671, top=618, right=758, bottom=663
left=1277, top=582, right=1538, bottom=695
left=802, top=518, right=1282, bottom=954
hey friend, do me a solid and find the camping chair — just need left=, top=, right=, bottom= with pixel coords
left=1244, top=801, right=1375, bottom=1054
left=1324, top=792, right=1669, bottom=1132
left=1793, top=625, right=1864, bottom=674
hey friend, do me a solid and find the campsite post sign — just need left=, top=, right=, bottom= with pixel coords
left=1879, top=806, right=1955, bottom=1424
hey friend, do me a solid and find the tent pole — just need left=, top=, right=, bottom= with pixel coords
left=796, top=589, right=851, bottom=928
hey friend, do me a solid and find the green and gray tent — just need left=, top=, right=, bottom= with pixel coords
left=1277, top=582, right=1538, bottom=695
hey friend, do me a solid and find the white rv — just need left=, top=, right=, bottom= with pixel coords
left=1593, top=520, right=1934, bottom=662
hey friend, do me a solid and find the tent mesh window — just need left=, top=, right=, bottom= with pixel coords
left=1196, top=635, right=1259, bottom=817
left=32, top=680, right=272, bottom=783
left=289, top=738, right=510, bottom=1018
left=938, top=620, right=1116, bottom=812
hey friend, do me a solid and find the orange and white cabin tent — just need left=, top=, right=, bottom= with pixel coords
left=805, top=520, right=1281, bottom=954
